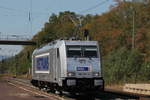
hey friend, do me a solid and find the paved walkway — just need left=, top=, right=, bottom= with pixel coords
left=0, top=80, right=51, bottom=100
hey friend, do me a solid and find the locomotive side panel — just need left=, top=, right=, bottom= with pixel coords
left=32, top=49, right=58, bottom=83
left=31, top=41, right=65, bottom=84
left=32, top=51, right=51, bottom=82
left=49, top=49, right=55, bottom=82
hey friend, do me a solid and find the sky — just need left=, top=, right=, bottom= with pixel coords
left=0, top=0, right=116, bottom=56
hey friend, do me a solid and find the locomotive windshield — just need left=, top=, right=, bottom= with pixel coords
left=66, top=45, right=98, bottom=58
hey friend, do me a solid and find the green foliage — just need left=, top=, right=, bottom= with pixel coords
left=139, top=62, right=150, bottom=81
left=103, top=48, right=144, bottom=84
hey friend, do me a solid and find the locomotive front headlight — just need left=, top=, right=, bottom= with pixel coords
left=93, top=72, right=99, bottom=77
left=67, top=72, right=75, bottom=77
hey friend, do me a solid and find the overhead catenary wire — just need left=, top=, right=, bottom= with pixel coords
left=0, top=6, right=48, bottom=18
left=0, top=5, right=50, bottom=15
left=0, top=0, right=110, bottom=16
left=0, top=5, right=26, bottom=13
left=79, top=0, right=109, bottom=14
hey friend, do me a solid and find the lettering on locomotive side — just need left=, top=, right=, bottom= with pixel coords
left=35, top=53, right=50, bottom=73
left=36, top=56, right=49, bottom=70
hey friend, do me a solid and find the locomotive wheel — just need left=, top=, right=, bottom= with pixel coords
left=70, top=92, right=76, bottom=96
left=48, top=88, right=56, bottom=93
left=58, top=90, right=63, bottom=96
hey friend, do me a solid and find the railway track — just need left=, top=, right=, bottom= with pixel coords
left=7, top=78, right=72, bottom=100
left=6, top=77, right=150, bottom=100
left=105, top=88, right=150, bottom=100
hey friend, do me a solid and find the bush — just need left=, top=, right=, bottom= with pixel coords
left=103, top=47, right=143, bottom=84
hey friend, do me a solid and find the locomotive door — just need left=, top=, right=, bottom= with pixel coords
left=54, top=48, right=60, bottom=82
left=56, top=48, right=60, bottom=82
left=54, top=49, right=57, bottom=82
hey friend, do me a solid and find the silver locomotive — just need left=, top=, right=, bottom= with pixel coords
left=31, top=40, right=104, bottom=93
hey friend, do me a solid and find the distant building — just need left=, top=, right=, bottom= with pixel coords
left=133, top=0, right=149, bottom=3
left=124, top=0, right=149, bottom=3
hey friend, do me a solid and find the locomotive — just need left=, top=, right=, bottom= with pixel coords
left=31, top=40, right=104, bottom=93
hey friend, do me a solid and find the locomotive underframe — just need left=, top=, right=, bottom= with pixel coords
left=31, top=77, right=104, bottom=93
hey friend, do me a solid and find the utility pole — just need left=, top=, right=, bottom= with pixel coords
left=132, top=0, right=135, bottom=49
left=132, top=0, right=137, bottom=84
left=132, top=8, right=135, bottom=49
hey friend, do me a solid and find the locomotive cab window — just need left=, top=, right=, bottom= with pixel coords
left=66, top=45, right=98, bottom=58
left=66, top=46, right=82, bottom=57
left=83, top=46, right=98, bottom=58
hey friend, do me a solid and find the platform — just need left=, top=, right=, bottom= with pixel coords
left=123, top=84, right=150, bottom=95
